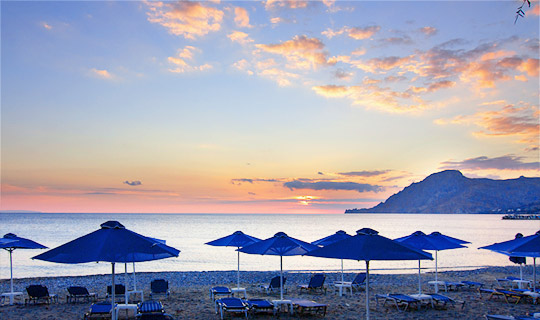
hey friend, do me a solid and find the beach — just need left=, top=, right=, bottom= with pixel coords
left=1, top=265, right=538, bottom=319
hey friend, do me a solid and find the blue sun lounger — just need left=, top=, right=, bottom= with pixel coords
left=375, top=293, right=423, bottom=311
left=298, top=273, right=326, bottom=294
left=215, top=297, right=249, bottom=320
left=210, top=286, right=232, bottom=300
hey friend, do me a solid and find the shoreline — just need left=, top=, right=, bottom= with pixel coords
left=1, top=265, right=539, bottom=319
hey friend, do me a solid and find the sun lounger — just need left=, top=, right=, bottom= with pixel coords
left=210, top=286, right=232, bottom=300
left=290, top=298, right=327, bottom=317
left=260, top=276, right=287, bottom=295
left=461, top=280, right=484, bottom=291
left=429, top=293, right=465, bottom=309
left=136, top=300, right=176, bottom=320
left=106, top=284, right=126, bottom=300
left=25, top=285, right=58, bottom=305
left=150, top=279, right=170, bottom=299
left=351, top=272, right=367, bottom=291
left=83, top=301, right=117, bottom=320
left=246, top=298, right=274, bottom=314
left=67, top=286, right=97, bottom=303
left=215, top=297, right=249, bottom=320
left=298, top=273, right=326, bottom=294
left=429, top=280, right=464, bottom=292
left=485, top=315, right=538, bottom=320
left=375, top=293, right=423, bottom=311
left=480, top=288, right=527, bottom=304
left=137, top=314, right=175, bottom=320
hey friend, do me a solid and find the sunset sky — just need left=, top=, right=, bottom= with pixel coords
left=1, top=0, right=539, bottom=214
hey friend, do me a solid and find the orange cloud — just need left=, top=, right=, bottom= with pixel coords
left=256, top=35, right=333, bottom=69
left=145, top=1, right=223, bottom=40
left=531, top=3, right=540, bottom=16
left=348, top=26, right=381, bottom=40
left=419, top=26, right=437, bottom=36
left=436, top=103, right=539, bottom=145
left=227, top=31, right=253, bottom=45
left=90, top=68, right=113, bottom=79
left=42, top=22, right=52, bottom=30
left=518, top=58, right=539, bottom=76
left=258, top=68, right=299, bottom=86
left=234, top=7, right=251, bottom=28
left=168, top=46, right=212, bottom=73
left=265, top=0, right=309, bottom=10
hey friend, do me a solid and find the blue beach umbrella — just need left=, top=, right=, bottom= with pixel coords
left=311, top=230, right=352, bottom=283
left=306, top=228, right=432, bottom=320
left=0, top=233, right=47, bottom=297
left=205, top=231, right=261, bottom=289
left=480, top=230, right=540, bottom=291
left=33, top=221, right=180, bottom=319
left=395, top=231, right=467, bottom=293
left=238, top=232, right=318, bottom=300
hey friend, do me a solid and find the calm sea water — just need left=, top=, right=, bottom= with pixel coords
left=1, top=213, right=538, bottom=279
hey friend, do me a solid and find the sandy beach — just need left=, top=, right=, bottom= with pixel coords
left=1, top=266, right=538, bottom=319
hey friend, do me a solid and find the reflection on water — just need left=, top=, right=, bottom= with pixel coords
left=1, top=213, right=538, bottom=278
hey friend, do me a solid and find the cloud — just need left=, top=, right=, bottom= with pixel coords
left=439, top=155, right=539, bottom=171
left=234, top=7, right=251, bottom=28
left=338, top=170, right=389, bottom=177
left=123, top=180, right=142, bottom=186
left=167, top=46, right=213, bottom=73
left=90, top=68, right=113, bottom=80
left=227, top=31, right=253, bottom=45
left=378, top=35, right=413, bottom=46
left=256, top=35, right=334, bottom=69
left=258, top=68, right=299, bottom=86
left=419, top=26, right=437, bottom=36
left=145, top=1, right=223, bottom=40
left=42, top=22, right=52, bottom=30
left=231, top=178, right=279, bottom=185
left=322, top=25, right=380, bottom=40
left=435, top=102, right=539, bottom=145
left=265, top=0, right=310, bottom=10
left=233, top=59, right=254, bottom=75
left=284, top=180, right=384, bottom=193
left=334, top=68, right=353, bottom=80
left=348, top=26, right=381, bottom=40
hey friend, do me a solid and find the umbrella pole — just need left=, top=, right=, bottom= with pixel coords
left=520, top=263, right=523, bottom=280
left=366, top=260, right=370, bottom=320
left=418, top=260, right=421, bottom=294
left=534, top=257, right=537, bottom=292
left=341, top=259, right=344, bottom=283
left=280, top=255, right=284, bottom=301
left=435, top=250, right=439, bottom=293
left=9, top=249, right=14, bottom=294
left=133, top=262, right=137, bottom=291
left=124, top=263, right=128, bottom=304
left=111, top=263, right=116, bottom=320
left=237, top=248, right=240, bottom=289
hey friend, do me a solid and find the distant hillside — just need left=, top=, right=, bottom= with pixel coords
left=346, top=170, right=540, bottom=214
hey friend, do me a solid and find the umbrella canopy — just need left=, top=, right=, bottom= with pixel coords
left=0, top=233, right=47, bottom=296
left=479, top=230, right=540, bottom=291
left=205, top=231, right=261, bottom=288
left=311, top=230, right=352, bottom=282
left=305, top=228, right=432, bottom=320
left=394, top=231, right=467, bottom=293
left=238, top=232, right=318, bottom=300
left=34, top=221, right=180, bottom=319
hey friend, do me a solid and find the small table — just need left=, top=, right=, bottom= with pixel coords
left=512, top=279, right=531, bottom=289
left=114, top=303, right=138, bottom=320
left=334, top=281, right=353, bottom=296
left=428, top=281, right=446, bottom=292
left=231, top=287, right=246, bottom=299
left=126, top=290, right=144, bottom=303
left=272, top=299, right=293, bottom=315
left=1, top=292, right=24, bottom=305
left=410, top=293, right=434, bottom=308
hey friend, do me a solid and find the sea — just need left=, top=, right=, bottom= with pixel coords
left=1, top=213, right=538, bottom=280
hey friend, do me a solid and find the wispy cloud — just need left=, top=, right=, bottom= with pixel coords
left=167, top=46, right=212, bottom=73
left=322, top=25, right=380, bottom=40
left=439, top=155, right=539, bottom=171
left=435, top=102, right=539, bottom=145
left=338, top=170, right=389, bottom=177
left=123, top=180, right=142, bottom=186
left=89, top=68, right=114, bottom=80
left=228, top=31, right=253, bottom=45
left=256, top=35, right=334, bottom=70
left=419, top=26, right=437, bottom=36
left=145, top=1, right=223, bottom=40
left=42, top=22, right=52, bottom=30
left=284, top=180, right=384, bottom=193
left=231, top=178, right=280, bottom=185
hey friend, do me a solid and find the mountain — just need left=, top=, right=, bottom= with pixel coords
left=345, top=170, right=540, bottom=214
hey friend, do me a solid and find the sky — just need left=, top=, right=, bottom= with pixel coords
left=1, top=0, right=539, bottom=214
